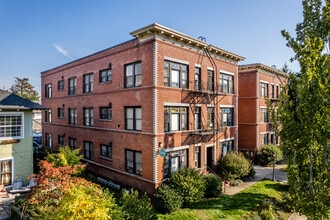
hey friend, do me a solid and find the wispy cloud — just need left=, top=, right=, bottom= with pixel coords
left=54, top=44, right=71, bottom=58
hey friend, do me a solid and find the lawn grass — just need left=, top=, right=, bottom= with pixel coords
left=157, top=180, right=290, bottom=220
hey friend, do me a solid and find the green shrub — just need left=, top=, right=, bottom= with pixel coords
left=242, top=165, right=256, bottom=181
left=153, top=184, right=183, bottom=213
left=204, top=174, right=222, bottom=198
left=257, top=144, right=283, bottom=166
left=217, top=152, right=250, bottom=181
left=120, top=189, right=157, bottom=220
left=167, top=168, right=206, bottom=207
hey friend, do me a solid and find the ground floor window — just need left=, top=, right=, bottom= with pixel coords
left=261, top=133, right=269, bottom=146
left=164, top=149, right=188, bottom=178
left=194, top=146, right=201, bottom=168
left=100, top=142, right=112, bottom=159
left=0, top=159, right=12, bottom=186
left=125, top=150, right=142, bottom=176
left=221, top=139, right=234, bottom=155
left=69, top=137, right=77, bottom=150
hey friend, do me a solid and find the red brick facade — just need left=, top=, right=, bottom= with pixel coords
left=238, top=64, right=288, bottom=155
left=41, top=23, right=244, bottom=194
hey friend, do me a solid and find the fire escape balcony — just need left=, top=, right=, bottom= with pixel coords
left=181, top=126, right=228, bottom=145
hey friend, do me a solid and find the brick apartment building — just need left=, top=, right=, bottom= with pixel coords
left=238, top=63, right=288, bottom=155
left=41, top=23, right=244, bottom=194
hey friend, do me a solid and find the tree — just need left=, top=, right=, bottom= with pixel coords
left=217, top=152, right=250, bottom=181
left=278, top=0, right=330, bottom=218
left=10, top=76, right=39, bottom=101
left=257, top=144, right=283, bottom=166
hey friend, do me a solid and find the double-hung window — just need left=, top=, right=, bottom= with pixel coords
left=260, top=82, right=268, bottom=98
left=84, top=141, right=93, bottom=160
left=220, top=73, right=234, bottom=94
left=125, top=62, right=142, bottom=88
left=100, top=106, right=112, bottom=120
left=58, top=135, right=65, bottom=146
left=45, top=133, right=52, bottom=148
left=207, top=107, right=214, bottom=129
left=194, top=107, right=201, bottom=130
left=207, top=70, right=214, bottom=91
left=0, top=113, right=23, bottom=140
left=163, top=149, right=188, bottom=178
left=194, top=67, right=201, bottom=90
left=68, top=108, right=77, bottom=125
left=58, top=80, right=64, bottom=91
left=68, top=77, right=77, bottom=95
left=0, top=159, right=12, bottom=186
left=58, top=108, right=64, bottom=118
left=45, top=110, right=52, bottom=123
left=69, top=137, right=77, bottom=150
left=260, top=108, right=269, bottom=123
left=83, top=73, right=93, bottom=93
left=83, top=108, right=94, bottom=126
left=101, top=142, right=112, bottom=159
left=164, top=106, right=188, bottom=132
left=220, top=107, right=234, bottom=127
left=261, top=133, right=269, bottom=145
left=164, top=60, right=188, bottom=88
left=125, top=150, right=142, bottom=176
left=125, top=107, right=141, bottom=131
left=45, top=83, right=52, bottom=98
left=221, top=140, right=234, bottom=155
left=99, top=68, right=112, bottom=83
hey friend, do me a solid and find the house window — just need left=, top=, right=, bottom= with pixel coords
left=260, top=82, right=268, bottom=98
left=207, top=69, right=214, bottom=91
left=68, top=108, right=77, bottom=125
left=270, top=133, right=276, bottom=145
left=100, top=106, right=112, bottom=120
left=125, top=107, right=141, bottom=131
left=261, top=133, right=269, bottom=145
left=220, top=107, right=234, bottom=127
left=0, top=160, right=12, bottom=186
left=69, top=137, right=77, bottom=150
left=221, top=140, right=234, bottom=155
left=163, top=149, right=188, bottom=178
left=58, top=135, right=65, bottom=146
left=83, top=73, right=93, bottom=93
left=100, top=142, right=112, bottom=159
left=84, top=141, right=93, bottom=160
left=45, top=83, right=52, bottom=98
left=45, top=133, right=52, bottom=148
left=260, top=108, right=269, bottom=123
left=194, top=146, right=201, bottom=168
left=45, top=109, right=52, bottom=123
left=194, top=107, right=201, bottom=130
left=220, top=73, right=234, bottom=94
left=271, top=84, right=275, bottom=98
left=58, top=80, right=64, bottom=91
left=164, top=60, right=188, bottom=88
left=164, top=106, right=188, bottom=132
left=276, top=85, right=279, bottom=98
left=68, top=77, right=77, bottom=95
left=83, top=108, right=94, bottom=126
left=125, top=62, right=142, bottom=88
left=0, top=113, right=23, bottom=140
left=99, top=68, right=112, bottom=83
left=195, top=67, right=201, bottom=90
left=58, top=108, right=64, bottom=118
left=207, top=107, right=214, bottom=129
left=125, top=149, right=142, bottom=176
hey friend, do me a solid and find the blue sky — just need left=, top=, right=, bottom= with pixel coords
left=0, top=0, right=302, bottom=94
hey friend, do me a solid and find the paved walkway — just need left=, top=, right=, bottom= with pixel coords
left=222, top=165, right=307, bottom=220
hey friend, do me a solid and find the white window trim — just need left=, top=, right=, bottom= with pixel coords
left=220, top=105, right=234, bottom=108
left=219, top=137, right=234, bottom=142
left=260, top=80, right=269, bottom=84
left=220, top=70, right=235, bottom=76
left=0, top=157, right=14, bottom=186
left=0, top=112, right=24, bottom=140
left=164, top=102, right=189, bottom=107
left=164, top=56, right=189, bottom=65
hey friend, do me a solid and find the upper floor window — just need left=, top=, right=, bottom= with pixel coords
left=100, top=106, right=112, bottom=120
left=194, top=107, right=201, bottom=130
left=260, top=108, right=269, bottom=123
left=260, top=82, right=268, bottom=98
left=220, top=107, right=234, bottom=127
left=276, top=85, right=279, bottom=98
left=164, top=106, right=188, bottom=132
left=0, top=159, right=12, bottom=186
left=125, top=107, right=141, bottom=131
left=45, top=83, right=52, bottom=98
left=68, top=108, right=77, bottom=125
left=271, top=84, right=275, bottom=98
left=83, top=73, right=93, bottom=93
left=100, top=142, right=112, bottom=159
left=0, top=113, right=23, bottom=140
left=221, top=140, right=234, bottom=155
left=207, top=70, right=214, bottom=91
left=45, top=133, right=52, bottom=148
left=84, top=141, right=93, bottom=160
left=58, top=135, right=65, bottom=146
left=68, top=77, right=77, bottom=95
left=125, top=149, right=142, bottom=176
left=164, top=60, right=188, bottom=88
left=45, top=109, right=52, bottom=123
left=99, top=68, right=112, bottom=83
left=58, top=80, right=64, bottom=91
left=194, top=67, right=201, bottom=90
left=207, top=107, right=214, bottom=129
left=83, top=108, right=94, bottom=126
left=125, top=62, right=142, bottom=88
left=57, top=108, right=64, bottom=118
left=220, top=73, right=234, bottom=94
left=69, top=137, right=77, bottom=150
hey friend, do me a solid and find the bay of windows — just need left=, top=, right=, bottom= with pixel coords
left=164, top=106, right=188, bottom=132
left=164, top=60, right=188, bottom=88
